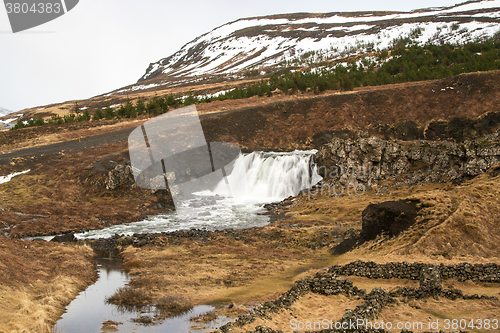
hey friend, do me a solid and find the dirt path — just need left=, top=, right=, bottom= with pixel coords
left=0, top=108, right=248, bottom=166
left=0, top=127, right=133, bottom=164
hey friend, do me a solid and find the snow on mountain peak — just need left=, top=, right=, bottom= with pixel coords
left=137, top=0, right=500, bottom=87
left=0, top=107, right=14, bottom=117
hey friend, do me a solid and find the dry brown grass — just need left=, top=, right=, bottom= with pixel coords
left=190, top=310, right=218, bottom=323
left=406, top=174, right=500, bottom=258
left=105, top=287, right=194, bottom=324
left=120, top=234, right=333, bottom=307
left=341, top=172, right=500, bottom=263
left=227, top=275, right=500, bottom=333
left=0, top=144, right=167, bottom=237
left=154, top=295, right=193, bottom=316
left=0, top=239, right=96, bottom=333
left=101, top=320, right=122, bottom=332
left=280, top=167, right=500, bottom=264
left=337, top=275, right=500, bottom=298
left=281, top=181, right=454, bottom=228
left=105, top=287, right=153, bottom=310
left=380, top=298, right=500, bottom=333
left=237, top=294, right=364, bottom=333
left=442, top=279, right=500, bottom=297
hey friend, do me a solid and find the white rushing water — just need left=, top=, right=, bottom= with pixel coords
left=74, top=150, right=321, bottom=240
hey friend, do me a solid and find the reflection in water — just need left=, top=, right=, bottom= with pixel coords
left=53, top=257, right=224, bottom=333
left=53, top=150, right=322, bottom=331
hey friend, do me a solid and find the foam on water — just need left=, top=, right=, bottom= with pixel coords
left=75, top=150, right=321, bottom=240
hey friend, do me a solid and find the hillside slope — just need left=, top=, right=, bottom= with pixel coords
left=6, top=1, right=500, bottom=121
left=137, top=0, right=500, bottom=89
left=0, top=107, right=12, bottom=117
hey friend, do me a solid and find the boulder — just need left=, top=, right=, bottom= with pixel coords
left=361, top=200, right=418, bottom=241
left=419, top=264, right=443, bottom=294
left=51, top=232, right=76, bottom=243
left=105, top=165, right=134, bottom=190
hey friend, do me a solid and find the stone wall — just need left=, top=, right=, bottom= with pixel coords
left=328, top=260, right=500, bottom=283
left=219, top=260, right=500, bottom=333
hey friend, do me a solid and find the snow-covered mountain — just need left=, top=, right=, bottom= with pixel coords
left=0, top=107, right=13, bottom=117
left=0, top=107, right=19, bottom=129
left=138, top=0, right=500, bottom=86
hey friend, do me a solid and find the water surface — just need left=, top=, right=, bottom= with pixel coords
left=53, top=257, right=224, bottom=333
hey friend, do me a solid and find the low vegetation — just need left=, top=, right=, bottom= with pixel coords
left=12, top=34, right=500, bottom=130
left=105, top=287, right=153, bottom=310
left=0, top=240, right=96, bottom=332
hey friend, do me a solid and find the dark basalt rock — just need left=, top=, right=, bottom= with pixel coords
left=51, top=231, right=76, bottom=243
left=219, top=260, right=499, bottom=333
left=361, top=200, right=419, bottom=241
left=419, top=264, right=442, bottom=294
left=315, top=132, right=500, bottom=188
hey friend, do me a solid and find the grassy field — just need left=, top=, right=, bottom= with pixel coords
left=0, top=240, right=96, bottom=333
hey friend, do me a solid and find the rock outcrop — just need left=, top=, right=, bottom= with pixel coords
left=315, top=132, right=500, bottom=188
left=361, top=200, right=419, bottom=240
left=105, top=164, right=135, bottom=190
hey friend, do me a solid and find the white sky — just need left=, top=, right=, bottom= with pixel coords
left=0, top=0, right=463, bottom=112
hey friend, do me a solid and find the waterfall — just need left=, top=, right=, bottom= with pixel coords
left=214, top=150, right=322, bottom=203
left=75, top=150, right=322, bottom=240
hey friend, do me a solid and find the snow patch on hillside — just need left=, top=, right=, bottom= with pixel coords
left=0, top=170, right=30, bottom=185
left=0, top=107, right=14, bottom=117
left=130, top=0, right=500, bottom=93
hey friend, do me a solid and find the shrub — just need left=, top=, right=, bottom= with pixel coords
left=106, top=287, right=152, bottom=310
left=93, top=109, right=103, bottom=121
left=104, top=106, right=115, bottom=120
left=154, top=295, right=193, bottom=315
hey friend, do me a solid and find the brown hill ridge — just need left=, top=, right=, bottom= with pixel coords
left=201, top=70, right=500, bottom=150
left=2, top=70, right=500, bottom=156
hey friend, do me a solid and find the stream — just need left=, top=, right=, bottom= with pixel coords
left=52, top=150, right=322, bottom=332
left=53, top=257, right=229, bottom=333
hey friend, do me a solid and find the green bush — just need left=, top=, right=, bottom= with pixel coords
left=104, top=106, right=115, bottom=120
left=93, top=109, right=103, bottom=121
left=9, top=35, right=500, bottom=131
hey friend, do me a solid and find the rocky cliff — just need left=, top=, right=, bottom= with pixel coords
left=315, top=130, right=500, bottom=189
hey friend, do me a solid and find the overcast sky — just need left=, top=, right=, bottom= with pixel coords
left=0, top=0, right=463, bottom=112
